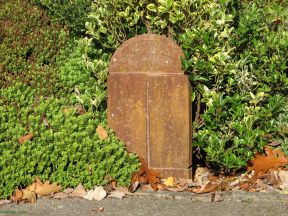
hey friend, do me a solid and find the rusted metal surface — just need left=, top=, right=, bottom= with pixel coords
left=107, top=74, right=148, bottom=160
left=109, top=34, right=183, bottom=74
left=148, top=75, right=192, bottom=178
left=107, top=34, right=192, bottom=178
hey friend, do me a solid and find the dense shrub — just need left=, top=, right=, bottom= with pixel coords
left=86, top=0, right=288, bottom=171
left=31, top=0, right=92, bottom=35
left=0, top=0, right=70, bottom=98
left=0, top=81, right=138, bottom=199
left=56, top=38, right=110, bottom=113
left=1, top=0, right=288, bottom=200
left=0, top=1, right=139, bottom=199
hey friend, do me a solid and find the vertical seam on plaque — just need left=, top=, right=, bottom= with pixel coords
left=146, top=75, right=150, bottom=167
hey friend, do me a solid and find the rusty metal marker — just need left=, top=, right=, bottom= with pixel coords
left=108, top=34, right=192, bottom=178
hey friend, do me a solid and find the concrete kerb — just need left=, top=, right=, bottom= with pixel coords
left=134, top=190, right=288, bottom=203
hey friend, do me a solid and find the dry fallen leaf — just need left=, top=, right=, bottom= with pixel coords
left=267, top=141, right=281, bottom=147
left=140, top=184, right=154, bottom=191
left=193, top=183, right=222, bottom=194
left=69, top=184, right=86, bottom=198
left=63, top=188, right=74, bottom=194
left=110, top=180, right=117, bottom=189
left=35, top=181, right=61, bottom=196
left=42, top=117, right=49, bottom=128
left=75, top=104, right=86, bottom=115
left=128, top=178, right=140, bottom=193
left=139, top=157, right=161, bottom=191
left=178, top=178, right=194, bottom=188
left=164, top=177, right=175, bottom=187
left=96, top=125, right=108, bottom=140
left=22, top=189, right=36, bottom=203
left=129, top=157, right=161, bottom=192
left=194, top=167, right=210, bottom=185
left=18, top=134, right=33, bottom=144
left=115, top=187, right=135, bottom=196
left=93, top=187, right=107, bottom=201
left=83, top=187, right=107, bottom=201
left=157, top=183, right=167, bottom=191
left=108, top=190, right=126, bottom=199
left=278, top=170, right=288, bottom=191
left=166, top=187, right=185, bottom=192
left=247, top=146, right=288, bottom=177
left=11, top=189, right=23, bottom=203
left=83, top=190, right=94, bottom=201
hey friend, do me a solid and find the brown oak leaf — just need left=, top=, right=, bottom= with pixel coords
left=11, top=189, right=23, bottom=203
left=247, top=146, right=288, bottom=177
left=130, top=157, right=161, bottom=192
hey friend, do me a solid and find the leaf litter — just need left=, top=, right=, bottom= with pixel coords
left=3, top=145, right=288, bottom=206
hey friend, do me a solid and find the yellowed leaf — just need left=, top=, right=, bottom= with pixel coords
left=22, top=189, right=36, bottom=203
left=69, top=184, right=86, bottom=198
left=35, top=181, right=61, bottom=196
left=164, top=177, right=175, bottom=187
left=63, top=108, right=71, bottom=114
left=96, top=125, right=108, bottom=140
left=26, top=183, right=36, bottom=192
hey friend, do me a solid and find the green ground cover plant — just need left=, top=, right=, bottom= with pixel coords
left=0, top=0, right=138, bottom=199
left=31, top=0, right=91, bottom=36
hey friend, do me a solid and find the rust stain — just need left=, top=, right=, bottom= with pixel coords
left=107, top=34, right=192, bottom=178
left=109, top=34, right=184, bottom=74
left=107, top=75, right=147, bottom=160
left=148, top=76, right=191, bottom=171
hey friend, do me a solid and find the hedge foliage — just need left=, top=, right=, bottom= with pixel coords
left=0, top=0, right=138, bottom=199
left=1, top=0, right=288, bottom=199
left=86, top=0, right=288, bottom=171
left=31, top=0, right=91, bottom=35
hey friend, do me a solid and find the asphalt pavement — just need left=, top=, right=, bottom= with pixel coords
left=1, top=191, right=288, bottom=216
